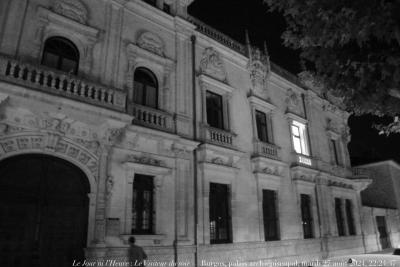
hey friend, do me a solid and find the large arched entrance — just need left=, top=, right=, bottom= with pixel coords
left=0, top=154, right=90, bottom=267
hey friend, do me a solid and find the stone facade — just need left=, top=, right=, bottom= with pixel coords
left=0, top=0, right=381, bottom=266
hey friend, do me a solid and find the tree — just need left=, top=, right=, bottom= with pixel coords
left=265, top=0, right=400, bottom=132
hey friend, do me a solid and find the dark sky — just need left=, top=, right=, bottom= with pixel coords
left=188, top=0, right=400, bottom=166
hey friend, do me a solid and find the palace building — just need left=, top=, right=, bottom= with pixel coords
left=0, top=0, right=396, bottom=266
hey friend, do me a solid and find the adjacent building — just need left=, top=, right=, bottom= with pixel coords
left=0, top=0, right=384, bottom=266
left=357, top=161, right=400, bottom=252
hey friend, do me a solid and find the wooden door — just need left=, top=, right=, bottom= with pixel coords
left=0, top=154, right=89, bottom=267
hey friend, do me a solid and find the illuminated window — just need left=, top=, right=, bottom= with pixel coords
left=291, top=121, right=309, bottom=156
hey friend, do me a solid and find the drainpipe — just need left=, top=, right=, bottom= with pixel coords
left=191, top=34, right=200, bottom=267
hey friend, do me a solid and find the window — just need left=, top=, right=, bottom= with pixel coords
left=133, top=68, right=158, bottom=109
left=262, top=189, right=279, bottom=241
left=300, top=194, right=313, bottom=239
left=291, top=121, right=309, bottom=156
left=41, top=37, right=79, bottom=74
left=209, top=183, right=231, bottom=244
left=132, top=174, right=154, bottom=234
left=330, top=139, right=341, bottom=165
left=335, top=198, right=345, bottom=236
left=206, top=91, right=224, bottom=129
left=256, top=110, right=269, bottom=143
left=346, top=199, right=356, bottom=235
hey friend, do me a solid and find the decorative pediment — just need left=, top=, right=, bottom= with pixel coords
left=136, top=31, right=164, bottom=57
left=199, top=47, right=227, bottom=82
left=285, top=88, right=306, bottom=118
left=247, top=46, right=270, bottom=90
left=53, top=0, right=88, bottom=24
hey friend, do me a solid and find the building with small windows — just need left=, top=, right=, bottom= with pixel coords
left=0, top=0, right=394, bottom=266
left=356, top=161, right=400, bottom=252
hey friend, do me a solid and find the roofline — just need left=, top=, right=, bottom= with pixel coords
left=355, top=160, right=400, bottom=170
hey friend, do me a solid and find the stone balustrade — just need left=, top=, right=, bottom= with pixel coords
left=253, top=140, right=280, bottom=160
left=203, top=125, right=236, bottom=148
left=187, top=16, right=246, bottom=55
left=292, top=152, right=314, bottom=168
left=131, top=104, right=175, bottom=133
left=0, top=55, right=126, bottom=112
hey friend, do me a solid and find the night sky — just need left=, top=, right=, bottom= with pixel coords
left=188, top=0, right=400, bottom=166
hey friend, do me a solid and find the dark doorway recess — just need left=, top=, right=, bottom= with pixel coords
left=0, top=154, right=90, bottom=267
left=376, top=216, right=391, bottom=250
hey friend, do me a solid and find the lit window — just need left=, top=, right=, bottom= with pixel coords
left=133, top=68, right=158, bottom=109
left=291, top=121, right=309, bottom=156
left=41, top=37, right=79, bottom=74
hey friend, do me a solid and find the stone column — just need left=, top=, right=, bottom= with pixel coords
left=92, top=147, right=110, bottom=246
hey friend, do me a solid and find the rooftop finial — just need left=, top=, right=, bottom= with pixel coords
left=245, top=29, right=251, bottom=58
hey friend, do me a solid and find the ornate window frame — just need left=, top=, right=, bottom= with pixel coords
left=35, top=6, right=100, bottom=76
left=122, top=158, right=171, bottom=244
left=198, top=74, right=234, bottom=131
left=198, top=160, right=238, bottom=244
left=327, top=128, right=345, bottom=167
left=125, top=36, right=174, bottom=112
left=248, top=95, right=276, bottom=144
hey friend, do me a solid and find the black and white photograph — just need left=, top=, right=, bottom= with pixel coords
left=1, top=0, right=400, bottom=266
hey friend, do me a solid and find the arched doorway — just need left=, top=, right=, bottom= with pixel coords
left=0, top=154, right=90, bottom=267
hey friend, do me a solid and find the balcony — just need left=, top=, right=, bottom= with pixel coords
left=292, top=152, right=314, bottom=168
left=201, top=125, right=236, bottom=148
left=0, top=55, right=126, bottom=112
left=130, top=104, right=175, bottom=133
left=253, top=140, right=280, bottom=160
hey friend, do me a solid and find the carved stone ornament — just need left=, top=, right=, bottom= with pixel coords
left=126, top=154, right=166, bottom=167
left=106, top=175, right=114, bottom=201
left=328, top=180, right=353, bottom=189
left=53, top=0, right=88, bottom=24
left=341, top=125, right=351, bottom=143
left=137, top=31, right=164, bottom=56
left=285, top=88, right=304, bottom=116
left=286, top=88, right=300, bottom=108
left=199, top=47, right=227, bottom=82
left=261, top=166, right=280, bottom=176
left=247, top=45, right=271, bottom=89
